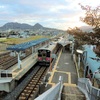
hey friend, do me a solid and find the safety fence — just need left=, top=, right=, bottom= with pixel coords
left=78, top=78, right=100, bottom=100
left=35, top=76, right=63, bottom=100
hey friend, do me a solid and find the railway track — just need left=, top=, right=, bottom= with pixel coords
left=2, top=44, right=62, bottom=100
left=3, top=64, right=46, bottom=100
left=0, top=43, right=61, bottom=70
left=0, top=49, right=32, bottom=69
left=0, top=52, right=10, bottom=57
left=17, top=67, right=48, bottom=100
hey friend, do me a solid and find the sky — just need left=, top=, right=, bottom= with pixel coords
left=0, top=0, right=99, bottom=30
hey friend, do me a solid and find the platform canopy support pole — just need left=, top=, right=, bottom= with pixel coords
left=84, top=67, right=86, bottom=78
left=17, top=51, right=21, bottom=69
left=32, top=46, right=34, bottom=54
left=39, top=43, right=41, bottom=48
left=71, top=40, right=74, bottom=55
left=76, top=49, right=84, bottom=74
left=34, top=46, right=36, bottom=53
left=32, top=46, right=35, bottom=58
left=78, top=54, right=81, bottom=70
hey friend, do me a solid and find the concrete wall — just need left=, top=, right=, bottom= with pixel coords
left=0, top=79, right=15, bottom=92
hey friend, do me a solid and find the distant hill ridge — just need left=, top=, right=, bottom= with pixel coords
left=0, top=22, right=44, bottom=30
left=0, top=22, right=93, bottom=32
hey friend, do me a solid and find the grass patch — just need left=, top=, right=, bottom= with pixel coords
left=0, top=38, right=7, bottom=42
left=1, top=35, right=49, bottom=44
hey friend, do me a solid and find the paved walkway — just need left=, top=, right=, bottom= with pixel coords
left=48, top=49, right=77, bottom=86
left=48, top=49, right=85, bottom=100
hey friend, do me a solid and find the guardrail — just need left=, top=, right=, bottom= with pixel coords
left=78, top=78, right=100, bottom=100
left=35, top=76, right=63, bottom=100
left=73, top=54, right=80, bottom=78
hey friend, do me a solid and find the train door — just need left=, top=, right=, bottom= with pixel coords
left=46, top=50, right=51, bottom=66
left=42, top=50, right=47, bottom=61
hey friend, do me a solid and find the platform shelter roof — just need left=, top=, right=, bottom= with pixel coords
left=7, top=38, right=49, bottom=51
left=57, top=41, right=71, bottom=47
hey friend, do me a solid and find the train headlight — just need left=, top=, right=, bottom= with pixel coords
left=38, top=57, right=42, bottom=61
left=46, top=57, right=50, bottom=61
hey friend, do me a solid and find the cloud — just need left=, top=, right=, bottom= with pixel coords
left=0, top=0, right=99, bottom=30
left=0, top=5, right=5, bottom=8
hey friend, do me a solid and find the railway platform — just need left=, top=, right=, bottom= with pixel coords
left=47, top=48, right=85, bottom=100
left=11, top=53, right=37, bottom=80
left=0, top=53, right=38, bottom=92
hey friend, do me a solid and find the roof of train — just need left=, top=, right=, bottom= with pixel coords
left=7, top=38, right=49, bottom=51
left=84, top=45, right=100, bottom=73
left=38, top=42, right=56, bottom=52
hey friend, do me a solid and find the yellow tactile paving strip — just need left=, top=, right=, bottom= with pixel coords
left=48, top=48, right=76, bottom=87
left=48, top=48, right=62, bottom=84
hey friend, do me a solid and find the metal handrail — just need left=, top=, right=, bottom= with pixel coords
left=78, top=78, right=100, bottom=100
left=35, top=76, right=63, bottom=100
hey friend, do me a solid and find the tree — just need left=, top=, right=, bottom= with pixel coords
left=67, top=5, right=100, bottom=57
left=67, top=27, right=86, bottom=42
left=79, top=4, right=100, bottom=57
left=67, top=27, right=90, bottom=51
left=79, top=3, right=100, bottom=29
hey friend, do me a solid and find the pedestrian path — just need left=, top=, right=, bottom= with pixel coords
left=48, top=49, right=85, bottom=100
left=48, top=49, right=77, bottom=86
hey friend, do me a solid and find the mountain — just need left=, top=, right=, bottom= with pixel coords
left=0, top=22, right=33, bottom=30
left=0, top=22, right=44, bottom=30
left=0, top=22, right=62, bottom=31
left=32, top=23, right=44, bottom=30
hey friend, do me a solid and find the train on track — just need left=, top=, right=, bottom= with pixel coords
left=38, top=42, right=58, bottom=67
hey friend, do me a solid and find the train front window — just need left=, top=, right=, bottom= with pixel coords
left=42, top=51, right=46, bottom=57
left=38, top=50, right=50, bottom=57
left=47, top=50, right=50, bottom=57
left=38, top=50, right=42, bottom=57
